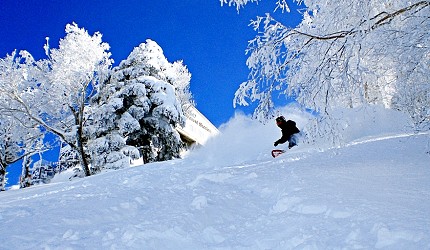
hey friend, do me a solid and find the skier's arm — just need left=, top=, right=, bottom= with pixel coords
left=274, top=135, right=288, bottom=146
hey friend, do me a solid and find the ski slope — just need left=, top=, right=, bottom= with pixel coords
left=1, top=108, right=429, bottom=249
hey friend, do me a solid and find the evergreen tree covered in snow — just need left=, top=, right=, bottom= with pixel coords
left=85, top=101, right=140, bottom=171
left=89, top=39, right=190, bottom=167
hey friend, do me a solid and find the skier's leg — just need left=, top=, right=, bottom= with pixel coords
left=288, top=134, right=298, bottom=149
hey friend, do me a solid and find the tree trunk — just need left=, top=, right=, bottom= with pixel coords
left=70, top=104, right=91, bottom=177
left=20, top=155, right=32, bottom=188
left=76, top=127, right=91, bottom=177
left=0, top=164, right=6, bottom=191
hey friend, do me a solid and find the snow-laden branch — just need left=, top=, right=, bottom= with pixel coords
left=220, top=0, right=261, bottom=11
left=235, top=0, right=430, bottom=131
left=220, top=0, right=295, bottom=12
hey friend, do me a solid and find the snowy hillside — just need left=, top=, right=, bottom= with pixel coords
left=1, top=108, right=429, bottom=249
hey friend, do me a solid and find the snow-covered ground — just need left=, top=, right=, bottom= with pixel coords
left=1, top=107, right=429, bottom=249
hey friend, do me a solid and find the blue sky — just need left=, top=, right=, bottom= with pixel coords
left=1, top=0, right=303, bottom=185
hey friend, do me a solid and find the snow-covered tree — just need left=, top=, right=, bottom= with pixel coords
left=42, top=23, right=113, bottom=176
left=89, top=39, right=188, bottom=166
left=0, top=116, right=45, bottom=190
left=0, top=118, right=23, bottom=190
left=0, top=23, right=113, bottom=177
left=229, top=1, right=430, bottom=133
left=85, top=102, right=139, bottom=171
left=220, top=0, right=291, bottom=12
left=166, top=60, right=194, bottom=111
left=0, top=51, right=47, bottom=190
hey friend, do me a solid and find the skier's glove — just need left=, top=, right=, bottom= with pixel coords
left=274, top=141, right=279, bottom=147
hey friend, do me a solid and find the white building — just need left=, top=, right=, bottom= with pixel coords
left=131, top=105, right=219, bottom=165
left=177, top=104, right=219, bottom=147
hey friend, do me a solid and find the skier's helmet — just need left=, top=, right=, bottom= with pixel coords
left=276, top=116, right=286, bottom=125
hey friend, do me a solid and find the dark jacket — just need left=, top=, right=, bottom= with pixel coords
left=275, top=120, right=300, bottom=145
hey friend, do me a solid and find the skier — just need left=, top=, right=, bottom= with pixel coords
left=274, top=116, right=300, bottom=149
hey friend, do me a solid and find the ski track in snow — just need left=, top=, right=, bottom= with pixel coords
left=347, top=131, right=429, bottom=147
left=1, top=133, right=429, bottom=249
